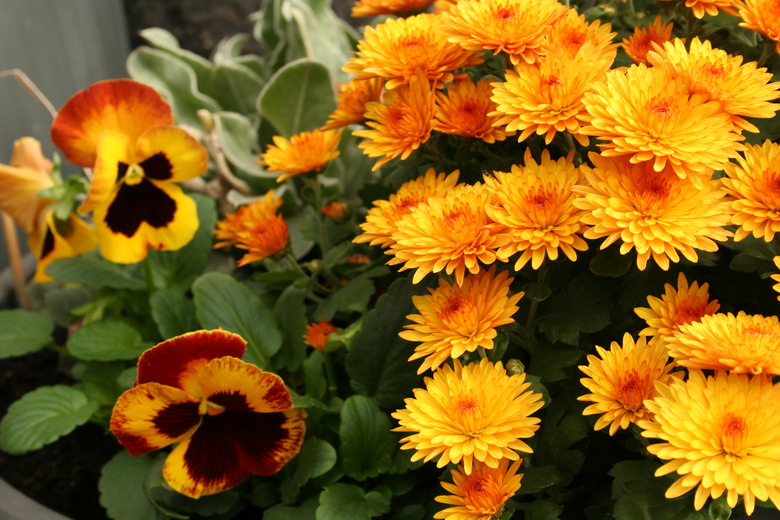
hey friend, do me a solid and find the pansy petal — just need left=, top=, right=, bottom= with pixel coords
left=0, top=138, right=54, bottom=233
left=162, top=407, right=306, bottom=498
left=137, top=330, right=247, bottom=388
left=79, top=130, right=132, bottom=214
left=51, top=79, right=173, bottom=167
left=110, top=382, right=201, bottom=456
left=135, top=126, right=208, bottom=182
left=194, top=357, right=294, bottom=413
left=92, top=179, right=198, bottom=263
left=29, top=210, right=97, bottom=283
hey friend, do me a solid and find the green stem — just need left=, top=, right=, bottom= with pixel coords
left=285, top=252, right=332, bottom=295
left=309, top=175, right=330, bottom=255
left=525, top=263, right=549, bottom=330
left=685, top=7, right=697, bottom=39
left=758, top=37, right=775, bottom=68
left=46, top=344, right=68, bottom=356
left=323, top=353, right=339, bottom=397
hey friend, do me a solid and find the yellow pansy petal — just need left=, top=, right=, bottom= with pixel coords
left=135, top=126, right=208, bottom=183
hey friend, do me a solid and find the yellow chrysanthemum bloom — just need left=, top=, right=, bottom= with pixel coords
left=542, top=9, right=617, bottom=61
left=722, top=140, right=780, bottom=241
left=773, top=257, right=780, bottom=301
left=438, top=0, right=567, bottom=66
left=634, top=272, right=720, bottom=346
left=387, top=183, right=500, bottom=285
left=354, top=168, right=460, bottom=248
left=622, top=16, right=675, bottom=65
left=401, top=267, right=523, bottom=373
left=435, top=77, right=510, bottom=144
left=647, top=38, right=780, bottom=133
left=640, top=370, right=780, bottom=515
left=740, top=0, right=780, bottom=53
left=484, top=149, right=588, bottom=270
left=581, top=64, right=744, bottom=181
left=573, top=154, right=733, bottom=271
left=354, top=73, right=436, bottom=172
left=434, top=459, right=523, bottom=520
left=322, top=78, right=384, bottom=130
left=667, top=312, right=780, bottom=375
left=260, top=129, right=343, bottom=183
left=491, top=43, right=610, bottom=146
left=352, top=0, right=434, bottom=17
left=343, top=14, right=483, bottom=90
left=392, top=358, right=543, bottom=474
left=579, top=334, right=681, bottom=436
left=434, top=0, right=459, bottom=12
left=659, top=0, right=740, bottom=18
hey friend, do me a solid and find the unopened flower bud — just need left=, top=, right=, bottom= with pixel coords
left=506, top=359, right=526, bottom=375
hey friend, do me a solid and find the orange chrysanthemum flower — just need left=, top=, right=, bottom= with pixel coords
left=579, top=333, right=681, bottom=436
left=322, top=78, right=384, bottom=130
left=543, top=9, right=617, bottom=61
left=434, top=459, right=523, bottom=520
left=434, top=77, right=510, bottom=144
left=260, top=129, right=342, bottom=183
left=640, top=371, right=780, bottom=515
left=343, top=14, right=483, bottom=90
left=439, top=0, right=567, bottom=66
left=581, top=64, right=744, bottom=181
left=634, top=272, right=720, bottom=346
left=666, top=312, right=780, bottom=375
left=773, top=256, right=780, bottom=301
left=321, top=200, right=349, bottom=222
left=648, top=38, right=780, bottom=132
left=434, top=0, right=458, bottom=11
left=573, top=154, right=733, bottom=271
left=722, top=140, right=780, bottom=241
left=354, top=74, right=436, bottom=171
left=659, top=0, right=740, bottom=18
left=392, top=358, right=543, bottom=474
left=484, top=149, right=588, bottom=270
left=740, top=0, right=780, bottom=53
left=354, top=168, right=460, bottom=248
left=352, top=0, right=435, bottom=17
left=304, top=319, right=338, bottom=352
left=622, top=16, right=675, bottom=65
left=400, top=268, right=523, bottom=373
left=387, top=184, right=500, bottom=285
left=214, top=191, right=289, bottom=266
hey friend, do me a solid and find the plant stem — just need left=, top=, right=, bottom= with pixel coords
left=285, top=251, right=332, bottom=295
left=758, top=37, right=775, bottom=68
left=323, top=352, right=339, bottom=397
left=525, top=263, right=549, bottom=330
left=1, top=211, right=30, bottom=309
left=309, top=175, right=330, bottom=255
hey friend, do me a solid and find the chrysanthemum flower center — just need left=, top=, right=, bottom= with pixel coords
left=543, top=75, right=563, bottom=89
left=495, top=7, right=514, bottom=19
left=459, top=102, right=477, bottom=115
left=457, top=398, right=480, bottom=415
left=439, top=295, right=467, bottom=321
left=673, top=304, right=707, bottom=326
left=565, top=32, right=586, bottom=47
left=617, top=370, right=650, bottom=411
left=651, top=100, right=676, bottom=118
left=706, top=65, right=726, bottom=78
left=721, top=413, right=748, bottom=457
left=445, top=209, right=466, bottom=225
left=464, top=476, right=503, bottom=513
left=397, top=196, right=422, bottom=215
left=529, top=192, right=552, bottom=207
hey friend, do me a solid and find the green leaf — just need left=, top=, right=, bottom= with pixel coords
left=150, top=290, right=200, bottom=338
left=316, top=484, right=391, bottom=520
left=99, top=452, right=167, bottom=520
left=272, top=285, right=309, bottom=372
left=529, top=345, right=582, bottom=383
left=339, top=396, right=395, bottom=481
left=0, top=309, right=53, bottom=359
left=264, top=498, right=319, bottom=520
left=127, top=47, right=220, bottom=128
left=211, top=62, right=265, bottom=113
left=281, top=438, right=338, bottom=503
left=192, top=272, right=282, bottom=367
left=346, top=277, right=426, bottom=408
left=77, top=361, right=127, bottom=406
left=44, top=286, right=92, bottom=327
left=589, top=247, right=633, bottom=277
left=212, top=33, right=249, bottom=63
left=67, top=320, right=148, bottom=361
left=47, top=252, right=146, bottom=290
left=138, top=27, right=180, bottom=50
left=538, top=274, right=612, bottom=345
left=257, top=58, right=336, bottom=136
left=516, top=466, right=565, bottom=495
left=315, top=278, right=374, bottom=321
left=303, top=350, right=327, bottom=400
left=213, top=111, right=270, bottom=177
left=526, top=500, right=563, bottom=520
left=0, top=385, right=98, bottom=454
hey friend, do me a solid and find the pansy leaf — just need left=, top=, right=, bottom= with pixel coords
left=314, top=278, right=374, bottom=322
left=99, top=451, right=168, bottom=520
left=192, top=272, right=282, bottom=367
left=211, top=62, right=265, bottom=114
left=212, top=111, right=270, bottom=177
left=271, top=285, right=308, bottom=372
left=0, top=309, right=54, bottom=359
left=316, top=484, right=391, bottom=520
left=44, top=286, right=93, bottom=327
left=303, top=350, right=327, bottom=400
left=264, top=498, right=319, bottom=520
left=281, top=438, right=338, bottom=503
left=67, top=320, right=149, bottom=361
left=46, top=252, right=146, bottom=290
left=150, top=289, right=200, bottom=338
left=339, top=396, right=396, bottom=481
left=76, top=361, right=127, bottom=407
left=0, top=385, right=98, bottom=454
left=257, top=58, right=336, bottom=136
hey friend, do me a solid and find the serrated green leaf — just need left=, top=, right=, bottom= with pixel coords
left=316, top=484, right=391, bottom=520
left=264, top=498, right=319, bottom=520
left=339, top=396, right=395, bottom=481
left=47, top=252, right=145, bottom=290
left=99, top=451, right=167, bottom=520
left=516, top=466, right=565, bottom=495
left=150, top=290, right=200, bottom=338
left=67, top=320, right=148, bottom=361
left=0, top=385, right=98, bottom=454
left=526, top=500, right=563, bottom=520
left=192, top=272, right=282, bottom=367
left=281, top=438, right=337, bottom=503
left=0, top=309, right=53, bottom=359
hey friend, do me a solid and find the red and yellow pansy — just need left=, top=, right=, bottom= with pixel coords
left=110, top=329, right=306, bottom=498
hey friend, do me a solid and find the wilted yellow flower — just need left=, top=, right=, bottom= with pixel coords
left=388, top=184, right=500, bottom=285
left=484, top=149, right=588, bottom=270
left=354, top=73, right=436, bottom=171
left=581, top=64, right=744, bottom=181
left=543, top=9, right=617, bottom=61
left=622, top=16, right=675, bottom=65
left=667, top=312, right=780, bottom=375
left=401, top=267, right=522, bottom=373
left=740, top=0, right=780, bottom=53
left=634, top=272, right=720, bottom=346
left=439, top=0, right=567, bottom=66
left=343, top=13, right=483, bottom=90
left=354, top=168, right=460, bottom=248
left=579, top=333, right=681, bottom=436
left=352, top=0, right=434, bottom=17
left=722, top=140, right=780, bottom=241
left=640, top=370, right=780, bottom=515
left=322, top=78, right=384, bottom=130
left=659, top=0, right=740, bottom=18
left=0, top=137, right=55, bottom=233
left=573, top=154, right=733, bottom=271
left=648, top=38, right=780, bottom=132
left=434, top=459, right=523, bottom=520
left=260, top=129, right=343, bottom=182
left=393, top=358, right=543, bottom=474
left=435, top=77, right=510, bottom=144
